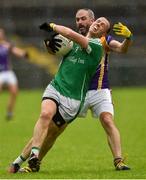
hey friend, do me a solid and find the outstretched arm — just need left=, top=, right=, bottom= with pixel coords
left=11, top=46, right=28, bottom=58
left=109, top=39, right=132, bottom=53
left=40, top=23, right=89, bottom=49
left=109, top=22, right=133, bottom=53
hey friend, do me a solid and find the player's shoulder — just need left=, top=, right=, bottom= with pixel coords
left=89, top=38, right=102, bottom=47
left=100, top=35, right=113, bottom=45
left=0, top=41, right=12, bottom=49
left=86, top=38, right=103, bottom=54
left=106, top=35, right=114, bottom=44
left=100, top=35, right=114, bottom=52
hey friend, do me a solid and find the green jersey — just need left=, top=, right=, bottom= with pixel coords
left=51, top=38, right=103, bottom=102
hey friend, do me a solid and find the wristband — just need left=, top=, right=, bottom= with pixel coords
left=50, top=23, right=56, bottom=30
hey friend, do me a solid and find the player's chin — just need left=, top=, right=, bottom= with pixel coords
left=91, top=31, right=101, bottom=38
left=79, top=28, right=87, bottom=35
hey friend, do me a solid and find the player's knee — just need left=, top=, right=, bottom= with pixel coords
left=12, top=90, right=18, bottom=97
left=40, top=110, right=53, bottom=122
left=10, top=86, right=18, bottom=96
left=100, top=112, right=114, bottom=127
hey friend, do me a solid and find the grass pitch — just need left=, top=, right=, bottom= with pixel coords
left=0, top=87, right=146, bottom=179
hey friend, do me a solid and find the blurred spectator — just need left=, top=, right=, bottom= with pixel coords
left=0, top=28, right=28, bottom=120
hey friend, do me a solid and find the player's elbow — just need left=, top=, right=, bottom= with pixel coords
left=116, top=46, right=129, bottom=54
left=120, top=48, right=128, bottom=54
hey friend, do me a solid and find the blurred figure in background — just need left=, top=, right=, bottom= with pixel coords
left=0, top=28, right=28, bottom=120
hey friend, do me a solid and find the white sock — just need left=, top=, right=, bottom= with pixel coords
left=13, top=155, right=26, bottom=165
left=31, top=147, right=40, bottom=157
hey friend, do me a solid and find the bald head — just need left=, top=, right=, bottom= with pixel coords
left=97, top=17, right=111, bottom=33
left=88, top=17, right=111, bottom=38
left=76, top=8, right=95, bottom=20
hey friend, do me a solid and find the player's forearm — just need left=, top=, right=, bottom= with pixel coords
left=53, top=24, right=88, bottom=48
left=119, top=38, right=132, bottom=53
left=54, top=25, right=73, bottom=39
left=12, top=47, right=28, bottom=58
left=109, top=38, right=132, bottom=53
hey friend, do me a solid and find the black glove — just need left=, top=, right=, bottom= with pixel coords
left=39, top=22, right=54, bottom=32
left=44, top=31, right=62, bottom=54
left=39, top=22, right=61, bottom=54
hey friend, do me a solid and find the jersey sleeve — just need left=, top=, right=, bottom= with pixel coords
left=101, top=35, right=114, bottom=53
left=106, top=35, right=114, bottom=45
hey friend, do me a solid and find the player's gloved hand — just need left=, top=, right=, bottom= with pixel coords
left=39, top=22, right=56, bottom=32
left=44, top=31, right=62, bottom=54
left=113, top=22, right=133, bottom=39
left=39, top=22, right=60, bottom=54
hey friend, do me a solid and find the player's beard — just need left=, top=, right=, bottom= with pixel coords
left=77, top=25, right=90, bottom=36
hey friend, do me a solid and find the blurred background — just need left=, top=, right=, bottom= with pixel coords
left=0, top=0, right=145, bottom=89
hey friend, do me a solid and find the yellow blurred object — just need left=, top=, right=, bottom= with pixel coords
left=11, top=35, right=59, bottom=75
left=24, top=46, right=58, bottom=75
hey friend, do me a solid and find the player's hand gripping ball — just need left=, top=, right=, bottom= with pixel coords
left=45, top=34, right=73, bottom=56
